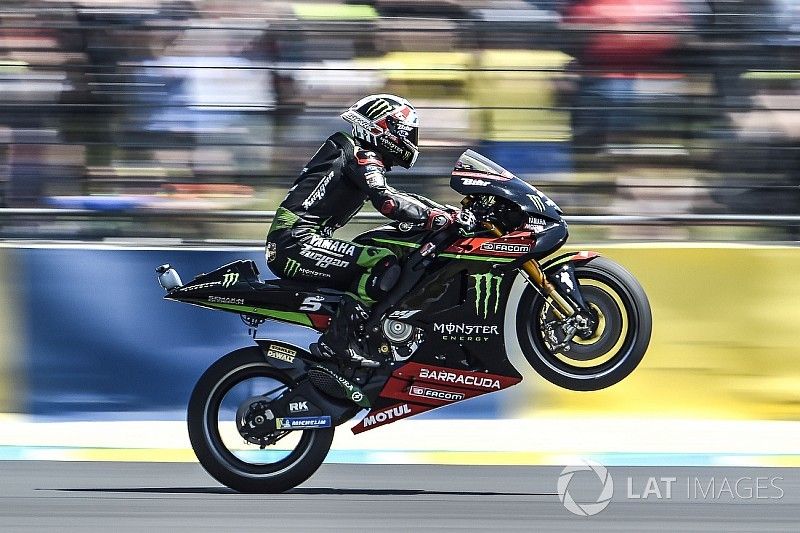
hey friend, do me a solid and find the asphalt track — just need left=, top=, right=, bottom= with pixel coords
left=1, top=462, right=800, bottom=532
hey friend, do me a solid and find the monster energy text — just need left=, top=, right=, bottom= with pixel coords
left=471, top=272, right=502, bottom=318
left=434, top=323, right=499, bottom=342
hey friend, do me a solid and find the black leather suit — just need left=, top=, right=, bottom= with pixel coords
left=266, top=131, right=442, bottom=303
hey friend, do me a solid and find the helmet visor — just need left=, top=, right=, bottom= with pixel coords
left=387, top=114, right=418, bottom=149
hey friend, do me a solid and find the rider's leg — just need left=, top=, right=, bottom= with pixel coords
left=266, top=228, right=398, bottom=368
left=352, top=247, right=401, bottom=305
left=310, top=293, right=373, bottom=366
left=310, top=247, right=400, bottom=368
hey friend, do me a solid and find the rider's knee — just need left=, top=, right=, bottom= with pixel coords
left=365, top=255, right=400, bottom=300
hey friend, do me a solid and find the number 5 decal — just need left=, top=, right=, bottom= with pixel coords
left=300, top=296, right=323, bottom=312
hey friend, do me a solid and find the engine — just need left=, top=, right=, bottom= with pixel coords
left=380, top=319, right=425, bottom=361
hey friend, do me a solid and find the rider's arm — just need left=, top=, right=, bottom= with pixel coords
left=347, top=149, right=431, bottom=223
left=403, top=192, right=449, bottom=212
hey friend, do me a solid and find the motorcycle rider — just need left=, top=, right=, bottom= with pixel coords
left=266, top=94, right=456, bottom=368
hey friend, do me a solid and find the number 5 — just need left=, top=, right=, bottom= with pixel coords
left=300, top=296, right=323, bottom=311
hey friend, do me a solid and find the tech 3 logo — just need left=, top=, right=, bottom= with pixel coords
left=222, top=271, right=240, bottom=288
left=470, top=272, right=502, bottom=319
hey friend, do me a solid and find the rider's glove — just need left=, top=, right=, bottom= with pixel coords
left=425, top=209, right=456, bottom=230
left=454, top=209, right=477, bottom=231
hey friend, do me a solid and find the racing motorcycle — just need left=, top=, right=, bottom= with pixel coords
left=156, top=149, right=651, bottom=493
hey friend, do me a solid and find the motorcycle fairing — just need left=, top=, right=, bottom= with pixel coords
left=541, top=250, right=601, bottom=271
left=444, top=231, right=534, bottom=258
left=165, top=260, right=337, bottom=331
left=450, top=149, right=563, bottom=222
left=351, top=362, right=521, bottom=434
left=351, top=255, right=524, bottom=433
left=357, top=226, right=532, bottom=264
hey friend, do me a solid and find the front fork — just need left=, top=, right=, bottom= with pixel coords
left=482, top=222, right=596, bottom=345
left=482, top=222, right=573, bottom=315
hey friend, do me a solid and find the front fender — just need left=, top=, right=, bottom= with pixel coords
left=541, top=250, right=601, bottom=274
left=540, top=251, right=601, bottom=315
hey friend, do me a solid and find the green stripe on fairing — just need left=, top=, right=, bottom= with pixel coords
left=372, top=238, right=421, bottom=249
left=441, top=252, right=513, bottom=263
left=371, top=238, right=515, bottom=263
left=191, top=300, right=313, bottom=326
left=356, top=246, right=394, bottom=268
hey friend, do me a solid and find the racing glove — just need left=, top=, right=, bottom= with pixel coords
left=425, top=209, right=456, bottom=230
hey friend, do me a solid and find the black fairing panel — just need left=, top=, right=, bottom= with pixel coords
left=163, top=260, right=342, bottom=326
left=374, top=252, right=521, bottom=378
left=450, top=149, right=563, bottom=222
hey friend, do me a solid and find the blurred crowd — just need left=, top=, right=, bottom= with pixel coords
left=1, top=0, right=799, bottom=240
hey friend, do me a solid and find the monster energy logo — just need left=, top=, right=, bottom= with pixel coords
left=528, top=194, right=545, bottom=213
left=222, top=272, right=239, bottom=288
left=471, top=273, right=502, bottom=318
left=284, top=258, right=300, bottom=276
left=365, top=99, right=392, bottom=119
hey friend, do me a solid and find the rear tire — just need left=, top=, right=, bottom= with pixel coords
left=516, top=257, right=651, bottom=391
left=187, top=348, right=334, bottom=492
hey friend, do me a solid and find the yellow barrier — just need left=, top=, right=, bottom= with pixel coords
left=523, top=244, right=800, bottom=420
left=0, top=251, right=21, bottom=413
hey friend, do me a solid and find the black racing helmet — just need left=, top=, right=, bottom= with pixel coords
left=340, top=94, right=419, bottom=169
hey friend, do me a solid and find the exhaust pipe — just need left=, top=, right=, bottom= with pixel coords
left=156, top=264, right=183, bottom=291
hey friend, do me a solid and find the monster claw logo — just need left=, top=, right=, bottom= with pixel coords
left=470, top=273, right=502, bottom=318
left=284, top=258, right=301, bottom=277
left=365, top=99, right=392, bottom=118
left=527, top=194, right=546, bottom=213
left=222, top=271, right=239, bottom=288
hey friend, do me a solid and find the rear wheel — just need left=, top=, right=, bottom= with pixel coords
left=187, top=348, right=333, bottom=492
left=516, top=257, right=651, bottom=391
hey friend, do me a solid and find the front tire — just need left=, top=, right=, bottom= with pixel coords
left=187, top=347, right=334, bottom=492
left=516, top=257, right=652, bottom=391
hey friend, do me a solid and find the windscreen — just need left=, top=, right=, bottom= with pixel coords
left=454, top=149, right=516, bottom=180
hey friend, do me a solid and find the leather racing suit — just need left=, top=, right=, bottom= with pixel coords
left=265, top=131, right=445, bottom=364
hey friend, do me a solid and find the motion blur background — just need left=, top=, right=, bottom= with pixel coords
left=0, top=0, right=799, bottom=457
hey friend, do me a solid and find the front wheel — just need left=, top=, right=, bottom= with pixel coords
left=187, top=347, right=334, bottom=492
left=516, top=257, right=652, bottom=391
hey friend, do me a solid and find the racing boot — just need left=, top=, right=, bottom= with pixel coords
left=310, top=340, right=380, bottom=369
left=309, top=295, right=380, bottom=368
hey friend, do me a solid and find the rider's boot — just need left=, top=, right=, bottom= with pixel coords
left=309, top=295, right=380, bottom=369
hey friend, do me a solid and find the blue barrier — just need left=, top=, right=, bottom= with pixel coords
left=12, top=246, right=503, bottom=419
